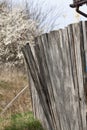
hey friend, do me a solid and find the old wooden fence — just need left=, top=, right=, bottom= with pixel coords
left=22, top=21, right=87, bottom=130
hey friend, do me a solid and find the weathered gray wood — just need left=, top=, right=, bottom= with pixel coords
left=22, top=21, right=87, bottom=130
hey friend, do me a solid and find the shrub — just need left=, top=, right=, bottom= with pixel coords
left=3, top=112, right=45, bottom=130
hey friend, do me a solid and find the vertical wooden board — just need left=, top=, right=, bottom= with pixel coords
left=72, top=23, right=86, bottom=130
left=37, top=36, right=58, bottom=129
left=38, top=33, right=61, bottom=130
left=34, top=37, right=56, bottom=129
left=67, top=24, right=81, bottom=130
left=47, top=30, right=67, bottom=129
left=48, top=30, right=70, bottom=130
left=82, top=21, right=87, bottom=73
left=22, top=44, right=54, bottom=130
left=29, top=72, right=50, bottom=130
left=82, top=21, right=87, bottom=51
left=61, top=28, right=77, bottom=130
left=46, top=31, right=68, bottom=130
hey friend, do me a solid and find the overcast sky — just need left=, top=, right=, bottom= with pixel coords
left=3, top=0, right=87, bottom=29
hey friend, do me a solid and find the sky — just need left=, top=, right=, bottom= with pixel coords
left=2, top=0, right=87, bottom=29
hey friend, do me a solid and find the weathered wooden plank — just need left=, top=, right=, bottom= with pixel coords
left=72, top=22, right=86, bottom=130
left=67, top=24, right=81, bottom=130
left=34, top=40, right=56, bottom=129
left=49, top=30, right=70, bottom=130
left=22, top=21, right=87, bottom=130
left=22, top=44, right=54, bottom=130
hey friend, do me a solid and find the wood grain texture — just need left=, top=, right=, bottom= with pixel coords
left=22, top=21, right=87, bottom=130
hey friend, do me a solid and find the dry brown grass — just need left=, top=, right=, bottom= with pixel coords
left=0, top=65, right=32, bottom=130
left=0, top=66, right=32, bottom=118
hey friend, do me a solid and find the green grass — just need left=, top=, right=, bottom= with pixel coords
left=0, top=112, right=45, bottom=130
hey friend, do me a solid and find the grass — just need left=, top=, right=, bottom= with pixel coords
left=0, top=112, right=45, bottom=130
left=0, top=68, right=37, bottom=130
left=0, top=68, right=32, bottom=115
left=0, top=80, right=13, bottom=90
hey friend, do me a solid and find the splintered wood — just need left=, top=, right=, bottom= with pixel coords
left=22, top=21, right=87, bottom=130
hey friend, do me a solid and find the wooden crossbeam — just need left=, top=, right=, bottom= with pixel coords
left=70, top=0, right=87, bottom=8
